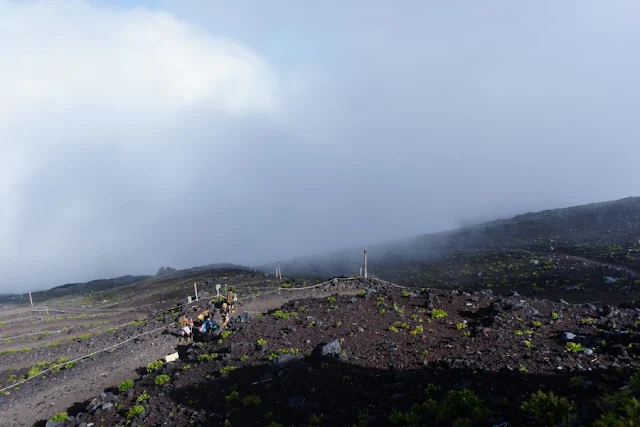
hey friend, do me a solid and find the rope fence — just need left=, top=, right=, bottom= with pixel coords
left=0, top=324, right=170, bottom=394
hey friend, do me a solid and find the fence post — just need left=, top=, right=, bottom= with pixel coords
left=364, top=247, right=368, bottom=279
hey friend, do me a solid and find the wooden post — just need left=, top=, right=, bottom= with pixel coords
left=364, top=247, right=368, bottom=279
left=45, top=306, right=49, bottom=315
left=29, top=292, right=33, bottom=307
left=194, top=283, right=198, bottom=301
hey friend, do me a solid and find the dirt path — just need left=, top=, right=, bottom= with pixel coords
left=0, top=284, right=363, bottom=427
left=563, top=254, right=639, bottom=277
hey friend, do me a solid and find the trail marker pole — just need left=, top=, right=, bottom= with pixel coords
left=194, top=283, right=199, bottom=301
left=364, top=247, right=368, bottom=279
left=45, top=306, right=48, bottom=315
left=215, top=284, right=221, bottom=301
left=29, top=292, right=33, bottom=307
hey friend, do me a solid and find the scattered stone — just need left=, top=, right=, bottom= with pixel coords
left=611, top=344, right=629, bottom=358
left=561, top=332, right=577, bottom=341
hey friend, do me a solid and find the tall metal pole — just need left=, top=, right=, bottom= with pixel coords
left=194, top=283, right=199, bottom=301
left=364, top=247, right=368, bottom=279
left=29, top=292, right=33, bottom=307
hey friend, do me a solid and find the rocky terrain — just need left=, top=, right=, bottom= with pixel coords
left=2, top=197, right=640, bottom=426
left=23, top=278, right=640, bottom=427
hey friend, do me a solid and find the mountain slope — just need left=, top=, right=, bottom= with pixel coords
left=261, top=196, right=640, bottom=292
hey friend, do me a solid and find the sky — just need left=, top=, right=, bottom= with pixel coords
left=1, top=0, right=639, bottom=292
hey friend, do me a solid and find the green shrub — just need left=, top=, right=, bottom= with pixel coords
left=565, top=342, right=584, bottom=353
left=431, top=309, right=447, bottom=319
left=242, top=394, right=262, bottom=406
left=136, top=391, right=150, bottom=403
left=126, top=404, right=145, bottom=420
left=155, top=374, right=171, bottom=385
left=630, top=370, right=640, bottom=390
left=147, top=360, right=163, bottom=373
left=220, top=365, right=236, bottom=375
left=198, top=353, right=218, bottom=362
left=118, top=380, right=134, bottom=392
left=273, top=310, right=297, bottom=320
left=433, top=389, right=492, bottom=423
left=256, top=338, right=267, bottom=347
left=49, top=412, right=68, bottom=422
left=521, top=390, right=576, bottom=426
left=26, top=366, right=42, bottom=379
left=225, top=390, right=239, bottom=402
left=388, top=410, right=421, bottom=426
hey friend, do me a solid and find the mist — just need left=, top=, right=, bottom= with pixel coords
left=1, top=0, right=639, bottom=292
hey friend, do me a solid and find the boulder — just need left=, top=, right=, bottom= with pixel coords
left=311, top=339, right=342, bottom=360
left=270, top=353, right=304, bottom=368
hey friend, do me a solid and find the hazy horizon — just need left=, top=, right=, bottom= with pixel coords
left=1, top=1, right=639, bottom=293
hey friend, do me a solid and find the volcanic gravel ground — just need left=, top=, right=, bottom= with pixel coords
left=0, top=281, right=361, bottom=427
left=53, top=285, right=640, bottom=427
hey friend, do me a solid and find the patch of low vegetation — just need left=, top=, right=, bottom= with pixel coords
left=155, top=374, right=171, bottom=385
left=272, top=310, right=297, bottom=320
left=521, top=390, right=577, bottom=426
left=147, top=360, right=163, bottom=373
left=126, top=404, right=145, bottom=420
left=118, top=380, right=134, bottom=392
left=565, top=342, right=585, bottom=353
left=431, top=309, right=447, bottom=319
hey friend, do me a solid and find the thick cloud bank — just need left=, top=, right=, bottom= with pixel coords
left=1, top=0, right=639, bottom=291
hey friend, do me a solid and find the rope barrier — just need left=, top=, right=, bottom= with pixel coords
left=0, top=327, right=74, bottom=341
left=0, top=323, right=171, bottom=393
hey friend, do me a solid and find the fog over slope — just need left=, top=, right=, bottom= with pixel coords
left=1, top=0, right=639, bottom=292
left=263, top=196, right=640, bottom=279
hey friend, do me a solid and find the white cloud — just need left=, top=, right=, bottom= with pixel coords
left=0, top=0, right=289, bottom=289
left=0, top=0, right=281, bottom=120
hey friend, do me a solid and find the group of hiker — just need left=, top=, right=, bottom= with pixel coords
left=176, top=290, right=238, bottom=342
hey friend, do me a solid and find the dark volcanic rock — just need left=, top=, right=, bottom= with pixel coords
left=270, top=353, right=304, bottom=368
left=311, top=339, right=342, bottom=359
